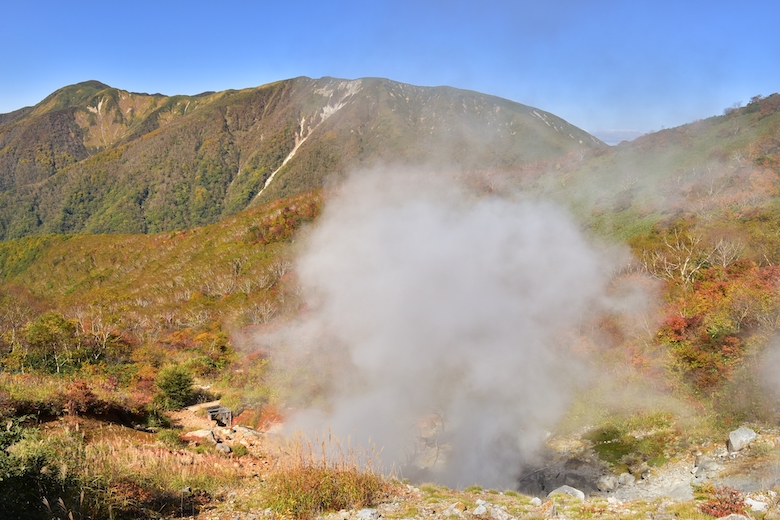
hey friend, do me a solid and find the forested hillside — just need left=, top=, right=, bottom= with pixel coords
left=0, top=77, right=602, bottom=240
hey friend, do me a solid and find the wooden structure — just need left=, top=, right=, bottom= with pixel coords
left=206, top=404, right=232, bottom=426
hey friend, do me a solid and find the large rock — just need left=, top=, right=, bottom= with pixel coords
left=231, top=425, right=264, bottom=446
left=215, top=442, right=232, bottom=454
left=727, top=426, right=757, bottom=452
left=618, top=473, right=635, bottom=486
left=745, top=497, right=768, bottom=512
left=597, top=474, right=618, bottom=492
left=180, top=429, right=217, bottom=444
left=548, top=485, right=585, bottom=500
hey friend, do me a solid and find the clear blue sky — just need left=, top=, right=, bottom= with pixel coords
left=2, top=0, right=779, bottom=142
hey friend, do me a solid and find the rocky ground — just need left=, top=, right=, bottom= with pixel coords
left=177, top=411, right=780, bottom=520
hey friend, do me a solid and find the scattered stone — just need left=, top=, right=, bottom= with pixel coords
left=618, top=473, right=635, bottom=486
left=443, top=502, right=466, bottom=516
left=548, top=485, right=585, bottom=500
left=713, top=446, right=729, bottom=458
left=490, top=506, right=513, bottom=520
left=529, top=497, right=542, bottom=506
left=356, top=508, right=379, bottom=520
left=628, top=462, right=650, bottom=478
left=215, top=427, right=233, bottom=439
left=716, top=515, right=751, bottom=520
left=727, top=426, right=757, bottom=452
left=472, top=504, right=488, bottom=516
left=597, top=474, right=618, bottom=492
left=216, top=442, right=232, bottom=454
left=746, top=497, right=769, bottom=512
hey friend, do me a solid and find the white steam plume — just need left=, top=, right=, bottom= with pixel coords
left=275, top=167, right=613, bottom=488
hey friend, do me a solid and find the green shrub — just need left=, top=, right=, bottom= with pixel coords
left=157, top=429, right=186, bottom=449
left=155, top=365, right=194, bottom=410
left=231, top=444, right=249, bottom=457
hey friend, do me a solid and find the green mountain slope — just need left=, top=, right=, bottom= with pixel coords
left=487, top=92, right=780, bottom=241
left=0, top=77, right=603, bottom=240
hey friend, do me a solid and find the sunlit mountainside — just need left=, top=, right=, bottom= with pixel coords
left=0, top=77, right=601, bottom=240
left=1, top=79, right=780, bottom=518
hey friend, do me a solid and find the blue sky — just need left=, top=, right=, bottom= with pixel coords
left=2, top=0, right=779, bottom=143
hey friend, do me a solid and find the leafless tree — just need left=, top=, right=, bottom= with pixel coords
left=642, top=229, right=715, bottom=290
left=245, top=300, right=278, bottom=325
left=712, top=238, right=745, bottom=268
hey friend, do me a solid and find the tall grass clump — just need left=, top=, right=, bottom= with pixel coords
left=261, top=435, right=395, bottom=519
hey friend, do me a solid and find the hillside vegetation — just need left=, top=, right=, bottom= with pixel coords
left=1, top=82, right=780, bottom=517
left=0, top=77, right=602, bottom=241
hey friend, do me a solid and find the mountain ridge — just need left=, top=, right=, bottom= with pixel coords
left=0, top=76, right=603, bottom=241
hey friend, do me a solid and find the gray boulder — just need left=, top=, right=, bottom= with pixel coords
left=356, top=509, right=379, bottom=520
left=215, top=442, right=232, bottom=454
left=727, top=426, right=757, bottom=452
left=548, top=485, right=585, bottom=500
left=618, top=473, right=635, bottom=486
left=597, top=474, right=618, bottom=492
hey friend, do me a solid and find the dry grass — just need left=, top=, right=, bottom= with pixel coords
left=12, top=420, right=254, bottom=519
left=259, top=434, right=398, bottom=519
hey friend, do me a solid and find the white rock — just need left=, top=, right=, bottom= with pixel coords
left=356, top=508, right=379, bottom=520
left=490, top=506, right=513, bottom=520
left=529, top=497, right=542, bottom=506
left=473, top=505, right=488, bottom=515
left=727, top=426, right=757, bottom=452
left=746, top=497, right=768, bottom=512
left=548, top=485, right=585, bottom=500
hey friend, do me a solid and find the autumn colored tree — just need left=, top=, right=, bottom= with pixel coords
left=22, top=312, right=82, bottom=374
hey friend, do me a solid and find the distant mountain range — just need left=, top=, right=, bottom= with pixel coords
left=0, top=77, right=603, bottom=240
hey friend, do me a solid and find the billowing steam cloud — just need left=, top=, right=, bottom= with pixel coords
left=274, top=168, right=614, bottom=488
